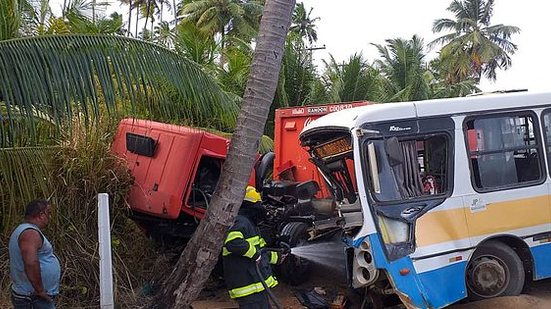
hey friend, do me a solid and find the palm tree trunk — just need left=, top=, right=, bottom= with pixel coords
left=127, top=0, right=132, bottom=37
left=172, top=0, right=177, bottom=22
left=135, top=2, right=140, bottom=37
left=92, top=0, right=96, bottom=24
left=151, top=0, right=295, bottom=307
left=143, top=0, right=151, bottom=37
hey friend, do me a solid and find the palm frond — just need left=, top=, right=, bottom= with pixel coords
left=0, top=35, right=238, bottom=144
left=432, top=18, right=457, bottom=34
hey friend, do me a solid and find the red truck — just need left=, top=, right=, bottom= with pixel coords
left=111, top=101, right=370, bottom=283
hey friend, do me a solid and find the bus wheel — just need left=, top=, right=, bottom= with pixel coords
left=466, top=241, right=525, bottom=301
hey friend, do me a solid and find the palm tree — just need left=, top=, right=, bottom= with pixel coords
left=154, top=21, right=175, bottom=47
left=289, top=2, right=319, bottom=45
left=118, top=0, right=133, bottom=36
left=321, top=53, right=381, bottom=103
left=0, top=0, right=23, bottom=40
left=153, top=0, right=295, bottom=307
left=430, top=0, right=520, bottom=81
left=373, top=35, right=431, bottom=102
left=0, top=0, right=53, bottom=39
left=179, top=0, right=263, bottom=49
left=174, top=20, right=217, bottom=68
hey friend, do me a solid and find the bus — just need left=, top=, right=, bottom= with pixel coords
left=298, top=91, right=551, bottom=308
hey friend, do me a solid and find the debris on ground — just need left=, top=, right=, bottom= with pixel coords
left=330, top=294, right=347, bottom=309
left=313, top=287, right=326, bottom=296
left=295, top=289, right=330, bottom=308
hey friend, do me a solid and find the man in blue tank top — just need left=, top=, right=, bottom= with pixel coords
left=9, top=200, right=61, bottom=309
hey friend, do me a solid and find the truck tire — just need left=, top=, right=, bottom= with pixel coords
left=466, top=240, right=525, bottom=301
left=277, top=222, right=311, bottom=285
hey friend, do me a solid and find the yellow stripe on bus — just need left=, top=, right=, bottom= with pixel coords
left=416, top=195, right=550, bottom=247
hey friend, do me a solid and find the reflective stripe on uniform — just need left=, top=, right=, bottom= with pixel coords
left=269, top=251, right=278, bottom=264
left=225, top=231, right=244, bottom=244
left=223, top=234, right=267, bottom=257
left=245, top=235, right=266, bottom=248
left=222, top=247, right=230, bottom=256
left=243, top=242, right=257, bottom=258
left=228, top=276, right=278, bottom=299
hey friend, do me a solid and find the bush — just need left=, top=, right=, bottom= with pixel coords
left=0, top=121, right=171, bottom=308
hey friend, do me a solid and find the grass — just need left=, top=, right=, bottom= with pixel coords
left=0, top=119, right=174, bottom=308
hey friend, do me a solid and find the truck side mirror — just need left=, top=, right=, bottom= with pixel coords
left=255, top=152, right=275, bottom=191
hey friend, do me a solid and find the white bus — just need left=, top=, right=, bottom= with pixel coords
left=299, top=91, right=551, bottom=308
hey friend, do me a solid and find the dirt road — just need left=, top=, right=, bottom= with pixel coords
left=451, top=279, right=551, bottom=309
left=193, top=245, right=551, bottom=309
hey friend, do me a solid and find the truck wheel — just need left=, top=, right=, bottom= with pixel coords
left=277, top=222, right=311, bottom=285
left=466, top=240, right=525, bottom=301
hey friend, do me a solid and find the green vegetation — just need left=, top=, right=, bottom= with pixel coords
left=0, top=0, right=519, bottom=307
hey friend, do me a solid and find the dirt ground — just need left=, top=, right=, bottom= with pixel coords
left=192, top=263, right=551, bottom=309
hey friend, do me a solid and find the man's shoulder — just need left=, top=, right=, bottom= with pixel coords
left=12, top=224, right=43, bottom=245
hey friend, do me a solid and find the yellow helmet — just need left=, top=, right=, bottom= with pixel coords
left=244, top=185, right=261, bottom=203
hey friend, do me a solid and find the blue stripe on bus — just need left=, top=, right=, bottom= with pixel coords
left=417, top=261, right=467, bottom=308
left=363, top=234, right=429, bottom=308
left=353, top=234, right=467, bottom=308
left=531, top=243, right=551, bottom=280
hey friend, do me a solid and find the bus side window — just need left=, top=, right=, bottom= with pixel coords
left=542, top=110, right=551, bottom=175
left=465, top=113, right=543, bottom=191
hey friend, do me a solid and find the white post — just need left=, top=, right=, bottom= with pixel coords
left=98, top=193, right=114, bottom=308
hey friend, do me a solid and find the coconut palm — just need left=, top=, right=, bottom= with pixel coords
left=174, top=20, right=217, bottom=68
left=289, top=2, right=319, bottom=45
left=178, top=0, right=263, bottom=49
left=322, top=53, right=381, bottom=103
left=0, top=0, right=23, bottom=40
left=0, top=0, right=52, bottom=39
left=154, top=21, right=175, bottom=47
left=217, top=40, right=253, bottom=96
left=430, top=0, right=520, bottom=81
left=118, top=0, right=133, bottom=36
left=153, top=0, right=295, bottom=306
left=373, top=35, right=431, bottom=102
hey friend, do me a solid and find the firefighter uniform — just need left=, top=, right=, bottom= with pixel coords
left=223, top=186, right=281, bottom=308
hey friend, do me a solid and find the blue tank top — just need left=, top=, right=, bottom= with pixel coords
left=9, top=223, right=61, bottom=296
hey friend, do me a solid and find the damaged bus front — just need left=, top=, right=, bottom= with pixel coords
left=299, top=103, right=461, bottom=308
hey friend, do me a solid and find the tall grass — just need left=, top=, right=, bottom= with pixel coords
left=0, top=119, right=171, bottom=308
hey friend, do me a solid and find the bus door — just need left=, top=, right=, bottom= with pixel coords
left=363, top=117, right=468, bottom=307
left=462, top=111, right=551, bottom=280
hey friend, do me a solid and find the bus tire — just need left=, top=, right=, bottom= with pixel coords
left=277, top=222, right=311, bottom=285
left=466, top=240, right=525, bottom=301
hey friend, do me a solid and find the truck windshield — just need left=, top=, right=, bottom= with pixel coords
left=367, top=134, right=450, bottom=203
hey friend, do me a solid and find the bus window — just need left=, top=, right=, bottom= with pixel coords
left=542, top=110, right=551, bottom=175
left=368, top=134, right=450, bottom=202
left=465, top=113, right=543, bottom=191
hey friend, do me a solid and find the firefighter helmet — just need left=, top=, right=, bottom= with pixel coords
left=243, top=186, right=261, bottom=203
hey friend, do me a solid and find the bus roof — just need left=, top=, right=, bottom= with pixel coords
left=301, top=91, right=551, bottom=135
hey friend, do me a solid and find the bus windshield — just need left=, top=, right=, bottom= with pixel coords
left=367, top=134, right=450, bottom=203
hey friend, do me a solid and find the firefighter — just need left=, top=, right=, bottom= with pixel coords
left=222, top=186, right=283, bottom=308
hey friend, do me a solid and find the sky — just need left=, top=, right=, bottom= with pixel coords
left=49, top=0, right=551, bottom=93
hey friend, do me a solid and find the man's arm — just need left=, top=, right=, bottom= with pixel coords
left=18, top=230, right=52, bottom=301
